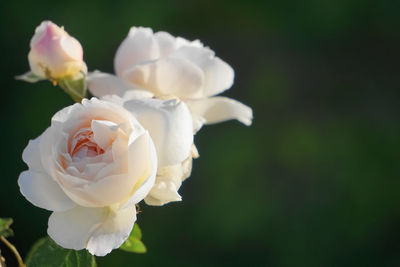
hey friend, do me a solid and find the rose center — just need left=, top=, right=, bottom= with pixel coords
left=69, top=128, right=104, bottom=160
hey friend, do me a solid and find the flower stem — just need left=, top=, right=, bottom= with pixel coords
left=0, top=236, right=25, bottom=267
left=0, top=248, right=6, bottom=267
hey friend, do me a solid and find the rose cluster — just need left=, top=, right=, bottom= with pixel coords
left=17, top=21, right=253, bottom=256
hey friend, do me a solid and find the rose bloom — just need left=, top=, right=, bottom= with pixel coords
left=87, top=26, right=253, bottom=132
left=18, top=97, right=193, bottom=255
left=28, top=21, right=85, bottom=80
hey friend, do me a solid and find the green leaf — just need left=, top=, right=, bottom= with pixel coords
left=25, top=237, right=96, bottom=267
left=119, top=223, right=147, bottom=253
left=0, top=218, right=14, bottom=237
left=15, top=71, right=44, bottom=83
left=58, top=71, right=87, bottom=102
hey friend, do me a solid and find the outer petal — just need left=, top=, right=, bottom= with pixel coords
left=123, top=98, right=193, bottom=167
left=154, top=31, right=176, bottom=57
left=121, top=56, right=205, bottom=99
left=22, top=137, right=44, bottom=172
left=87, top=72, right=147, bottom=98
left=18, top=171, right=75, bottom=212
left=114, top=27, right=159, bottom=77
left=172, top=46, right=234, bottom=97
left=186, top=96, right=253, bottom=131
left=51, top=98, right=135, bottom=135
left=86, top=206, right=136, bottom=256
left=37, top=127, right=62, bottom=179
left=48, top=205, right=136, bottom=256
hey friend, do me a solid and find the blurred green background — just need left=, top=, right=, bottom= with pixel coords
left=1, top=0, right=400, bottom=266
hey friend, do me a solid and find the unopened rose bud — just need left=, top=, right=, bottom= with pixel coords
left=28, top=21, right=84, bottom=80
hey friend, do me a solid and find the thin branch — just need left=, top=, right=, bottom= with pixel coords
left=0, top=247, right=6, bottom=267
left=0, top=236, right=25, bottom=267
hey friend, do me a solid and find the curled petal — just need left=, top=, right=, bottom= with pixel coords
left=144, top=179, right=181, bottom=206
left=186, top=96, right=253, bottom=132
left=144, top=156, right=193, bottom=206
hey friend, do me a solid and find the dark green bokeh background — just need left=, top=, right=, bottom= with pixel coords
left=1, top=0, right=400, bottom=266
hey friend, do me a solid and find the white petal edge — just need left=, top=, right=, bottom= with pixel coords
left=18, top=170, right=75, bottom=212
left=22, top=137, right=43, bottom=172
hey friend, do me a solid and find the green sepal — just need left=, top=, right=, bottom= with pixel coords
left=119, top=223, right=147, bottom=253
left=57, top=71, right=87, bottom=102
left=15, top=71, right=44, bottom=83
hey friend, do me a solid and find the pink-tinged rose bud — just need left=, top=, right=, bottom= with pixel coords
left=28, top=21, right=84, bottom=79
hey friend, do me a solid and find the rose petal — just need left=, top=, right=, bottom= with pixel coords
left=22, top=137, right=43, bottom=172
left=48, top=205, right=136, bottom=256
left=51, top=98, right=134, bottom=136
left=58, top=173, right=131, bottom=207
left=114, top=27, right=159, bottom=77
left=186, top=96, right=253, bottom=131
left=91, top=120, right=119, bottom=150
left=144, top=180, right=181, bottom=206
left=123, top=131, right=157, bottom=207
left=60, top=36, right=83, bottom=62
left=144, top=155, right=193, bottom=206
left=122, top=56, right=205, bottom=99
left=87, top=72, right=141, bottom=98
left=154, top=31, right=176, bottom=57
left=123, top=98, right=193, bottom=167
left=18, top=171, right=75, bottom=212
left=171, top=46, right=234, bottom=97
left=86, top=206, right=136, bottom=256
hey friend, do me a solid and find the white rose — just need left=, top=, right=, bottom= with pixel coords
left=87, top=27, right=253, bottom=132
left=18, top=98, right=158, bottom=256
left=28, top=21, right=85, bottom=80
left=102, top=93, right=195, bottom=206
